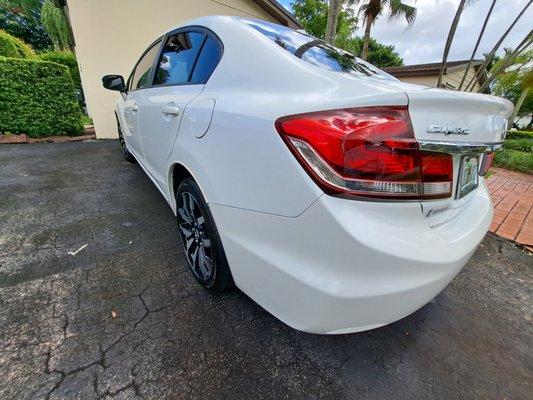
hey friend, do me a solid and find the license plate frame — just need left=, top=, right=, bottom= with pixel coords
left=456, top=154, right=479, bottom=199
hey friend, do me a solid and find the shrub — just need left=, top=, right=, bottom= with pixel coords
left=81, top=115, right=93, bottom=125
left=39, top=50, right=81, bottom=88
left=0, top=29, right=35, bottom=59
left=503, top=138, right=533, bottom=153
left=506, top=130, right=533, bottom=140
left=494, top=149, right=533, bottom=174
left=0, top=56, right=83, bottom=137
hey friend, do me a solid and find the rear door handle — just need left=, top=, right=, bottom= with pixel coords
left=161, top=106, right=180, bottom=117
left=130, top=105, right=138, bottom=113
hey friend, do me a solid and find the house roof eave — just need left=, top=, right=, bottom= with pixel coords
left=251, top=0, right=302, bottom=28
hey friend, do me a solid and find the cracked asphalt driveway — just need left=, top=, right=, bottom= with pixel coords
left=1, top=141, right=531, bottom=399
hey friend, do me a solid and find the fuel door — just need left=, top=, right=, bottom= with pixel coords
left=188, top=98, right=215, bottom=139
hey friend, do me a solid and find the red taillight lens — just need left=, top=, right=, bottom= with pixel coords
left=276, top=107, right=453, bottom=200
left=479, top=153, right=494, bottom=176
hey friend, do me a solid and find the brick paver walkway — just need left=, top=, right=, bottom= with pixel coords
left=485, top=168, right=533, bottom=250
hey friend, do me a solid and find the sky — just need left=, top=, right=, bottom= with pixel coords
left=278, top=0, right=532, bottom=65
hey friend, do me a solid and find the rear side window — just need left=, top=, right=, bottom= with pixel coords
left=191, top=36, right=222, bottom=84
left=241, top=18, right=395, bottom=80
left=154, top=31, right=205, bottom=85
left=131, top=39, right=162, bottom=90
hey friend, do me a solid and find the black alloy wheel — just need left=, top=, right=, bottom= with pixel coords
left=176, top=178, right=233, bottom=290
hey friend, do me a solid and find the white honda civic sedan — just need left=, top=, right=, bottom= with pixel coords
left=103, top=16, right=512, bottom=334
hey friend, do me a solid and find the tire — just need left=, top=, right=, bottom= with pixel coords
left=116, top=116, right=136, bottom=163
left=176, top=178, right=233, bottom=291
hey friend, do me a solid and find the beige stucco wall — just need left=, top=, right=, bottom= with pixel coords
left=67, top=0, right=277, bottom=138
left=394, top=67, right=481, bottom=92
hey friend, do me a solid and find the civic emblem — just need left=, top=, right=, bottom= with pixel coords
left=427, top=125, right=470, bottom=135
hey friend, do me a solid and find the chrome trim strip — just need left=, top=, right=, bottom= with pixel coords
left=418, top=141, right=503, bottom=154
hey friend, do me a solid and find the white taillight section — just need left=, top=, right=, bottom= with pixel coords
left=423, top=182, right=453, bottom=196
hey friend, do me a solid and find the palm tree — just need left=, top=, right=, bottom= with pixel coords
left=436, top=0, right=474, bottom=88
left=457, top=0, right=497, bottom=91
left=464, top=0, right=532, bottom=92
left=325, top=0, right=343, bottom=43
left=325, top=0, right=358, bottom=44
left=477, top=32, right=533, bottom=94
left=358, top=0, right=416, bottom=61
left=508, top=71, right=532, bottom=129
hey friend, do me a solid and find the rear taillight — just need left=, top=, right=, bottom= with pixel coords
left=479, top=153, right=494, bottom=177
left=276, top=107, right=453, bottom=200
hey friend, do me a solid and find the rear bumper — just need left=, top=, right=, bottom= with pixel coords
left=210, top=183, right=492, bottom=334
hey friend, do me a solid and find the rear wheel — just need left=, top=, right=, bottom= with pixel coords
left=176, top=178, right=233, bottom=291
left=116, top=116, right=136, bottom=163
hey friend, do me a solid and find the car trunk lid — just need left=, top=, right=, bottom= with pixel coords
left=404, top=87, right=513, bottom=227
left=407, top=87, right=512, bottom=144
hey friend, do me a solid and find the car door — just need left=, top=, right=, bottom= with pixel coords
left=121, top=38, right=163, bottom=160
left=135, top=29, right=214, bottom=189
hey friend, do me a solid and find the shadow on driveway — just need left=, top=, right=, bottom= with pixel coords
left=0, top=141, right=531, bottom=399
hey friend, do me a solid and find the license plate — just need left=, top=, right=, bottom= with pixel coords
left=456, top=155, right=479, bottom=199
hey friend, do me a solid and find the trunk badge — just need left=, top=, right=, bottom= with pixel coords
left=427, top=125, right=470, bottom=135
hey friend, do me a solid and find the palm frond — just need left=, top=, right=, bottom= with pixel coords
left=388, top=0, right=417, bottom=27
left=344, top=0, right=360, bottom=7
left=358, top=0, right=383, bottom=19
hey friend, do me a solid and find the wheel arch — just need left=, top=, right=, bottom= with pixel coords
left=168, top=162, right=210, bottom=214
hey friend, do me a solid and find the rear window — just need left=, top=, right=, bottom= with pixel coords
left=154, top=31, right=205, bottom=86
left=191, top=36, right=222, bottom=84
left=241, top=18, right=395, bottom=80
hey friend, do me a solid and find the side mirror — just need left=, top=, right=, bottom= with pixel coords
left=102, top=74, right=126, bottom=92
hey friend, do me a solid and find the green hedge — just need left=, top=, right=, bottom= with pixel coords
left=0, top=29, right=35, bottom=59
left=494, top=149, right=533, bottom=174
left=0, top=56, right=83, bottom=137
left=506, top=130, right=533, bottom=140
left=503, top=138, right=533, bottom=153
left=39, top=51, right=81, bottom=88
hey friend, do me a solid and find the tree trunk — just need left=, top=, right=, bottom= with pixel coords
left=437, top=0, right=467, bottom=88
left=458, top=0, right=497, bottom=91
left=325, top=0, right=342, bottom=44
left=508, top=87, right=529, bottom=129
left=361, top=14, right=374, bottom=61
left=60, top=6, right=76, bottom=52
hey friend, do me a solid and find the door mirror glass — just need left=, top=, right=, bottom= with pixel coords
left=102, top=75, right=126, bottom=92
